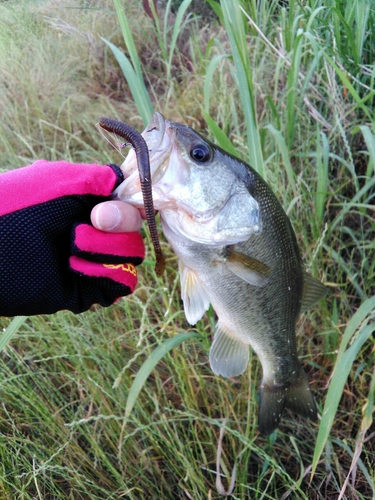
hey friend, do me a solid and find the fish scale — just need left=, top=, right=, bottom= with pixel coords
left=115, top=112, right=327, bottom=435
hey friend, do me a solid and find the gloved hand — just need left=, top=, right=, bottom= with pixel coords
left=0, top=160, right=145, bottom=316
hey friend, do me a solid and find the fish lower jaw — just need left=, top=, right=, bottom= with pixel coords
left=113, top=179, right=142, bottom=203
left=114, top=187, right=168, bottom=211
left=115, top=193, right=144, bottom=208
left=161, top=215, right=254, bottom=249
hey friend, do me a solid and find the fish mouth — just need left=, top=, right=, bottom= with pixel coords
left=114, top=112, right=175, bottom=206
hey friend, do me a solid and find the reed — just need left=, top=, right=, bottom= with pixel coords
left=0, top=0, right=374, bottom=498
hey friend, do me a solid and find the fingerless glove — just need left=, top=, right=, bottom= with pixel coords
left=0, top=160, right=145, bottom=316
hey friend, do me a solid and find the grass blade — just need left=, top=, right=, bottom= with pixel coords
left=353, top=2, right=370, bottom=65
left=315, top=130, right=329, bottom=227
left=203, top=110, right=239, bottom=157
left=220, top=0, right=264, bottom=177
left=101, top=38, right=153, bottom=125
left=204, top=53, right=229, bottom=113
left=124, top=332, right=200, bottom=420
left=286, top=27, right=304, bottom=149
left=264, top=124, right=296, bottom=192
left=311, top=297, right=375, bottom=477
left=105, top=0, right=154, bottom=124
left=113, top=0, right=144, bottom=84
left=0, top=316, right=27, bottom=351
left=336, top=295, right=375, bottom=358
left=150, top=0, right=194, bottom=81
left=337, top=364, right=375, bottom=499
left=323, top=51, right=373, bottom=121
left=167, top=0, right=193, bottom=79
left=358, top=125, right=375, bottom=177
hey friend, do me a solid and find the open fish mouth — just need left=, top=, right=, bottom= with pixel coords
left=101, top=112, right=327, bottom=435
left=114, top=112, right=175, bottom=205
left=114, top=111, right=263, bottom=246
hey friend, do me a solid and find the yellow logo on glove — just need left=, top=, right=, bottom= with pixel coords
left=103, top=263, right=137, bottom=277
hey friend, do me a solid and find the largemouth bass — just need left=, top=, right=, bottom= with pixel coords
left=114, top=112, right=327, bottom=435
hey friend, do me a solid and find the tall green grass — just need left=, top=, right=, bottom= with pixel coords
left=0, top=0, right=374, bottom=498
left=103, top=0, right=154, bottom=125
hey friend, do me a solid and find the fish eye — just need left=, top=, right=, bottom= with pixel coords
left=189, top=143, right=212, bottom=163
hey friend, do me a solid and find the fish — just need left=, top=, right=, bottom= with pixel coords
left=113, top=112, right=327, bottom=435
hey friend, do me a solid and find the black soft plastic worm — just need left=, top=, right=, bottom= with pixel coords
left=99, top=117, right=165, bottom=277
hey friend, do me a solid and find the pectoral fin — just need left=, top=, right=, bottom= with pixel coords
left=225, top=249, right=271, bottom=287
left=179, top=261, right=210, bottom=325
left=301, top=271, right=328, bottom=311
left=209, top=322, right=249, bottom=378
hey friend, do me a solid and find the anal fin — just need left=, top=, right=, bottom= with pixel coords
left=209, top=322, right=249, bottom=378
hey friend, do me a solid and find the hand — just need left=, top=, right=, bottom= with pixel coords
left=0, top=160, right=145, bottom=316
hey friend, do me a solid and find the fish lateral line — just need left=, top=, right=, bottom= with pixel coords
left=103, top=111, right=327, bottom=435
left=98, top=116, right=165, bottom=277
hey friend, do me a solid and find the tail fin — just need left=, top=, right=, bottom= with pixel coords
left=258, top=370, right=318, bottom=435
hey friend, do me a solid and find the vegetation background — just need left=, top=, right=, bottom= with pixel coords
left=0, top=0, right=374, bottom=498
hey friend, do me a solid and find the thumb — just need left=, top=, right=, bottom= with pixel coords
left=91, top=201, right=143, bottom=233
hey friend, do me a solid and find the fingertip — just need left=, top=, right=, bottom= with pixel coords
left=91, top=201, right=143, bottom=233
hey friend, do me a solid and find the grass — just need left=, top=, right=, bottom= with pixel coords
left=0, top=0, right=374, bottom=498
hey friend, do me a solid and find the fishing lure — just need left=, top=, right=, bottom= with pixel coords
left=98, top=117, right=165, bottom=276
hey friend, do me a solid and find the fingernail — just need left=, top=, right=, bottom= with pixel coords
left=95, top=203, right=121, bottom=230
